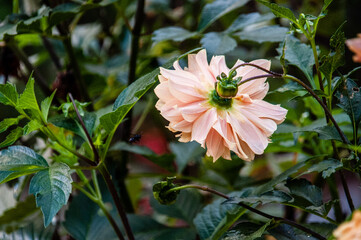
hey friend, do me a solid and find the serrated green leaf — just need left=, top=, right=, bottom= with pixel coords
left=336, top=78, right=361, bottom=128
left=320, top=23, right=345, bottom=82
left=200, top=32, right=237, bottom=55
left=277, top=35, right=315, bottom=81
left=18, top=77, right=40, bottom=112
left=194, top=192, right=246, bottom=240
left=29, top=162, right=72, bottom=227
left=235, top=25, right=288, bottom=43
left=41, top=90, right=56, bottom=122
left=101, top=48, right=201, bottom=134
left=198, top=0, right=250, bottom=32
left=286, top=178, right=323, bottom=207
left=0, top=126, right=24, bottom=148
left=229, top=190, right=293, bottom=205
left=0, top=146, right=48, bottom=184
left=152, top=27, right=197, bottom=43
left=256, top=0, right=297, bottom=23
left=226, top=12, right=274, bottom=33
left=223, top=219, right=272, bottom=240
left=0, top=83, right=18, bottom=107
left=23, top=119, right=43, bottom=135
left=0, top=116, right=23, bottom=134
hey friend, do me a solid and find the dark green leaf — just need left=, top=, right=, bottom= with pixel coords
left=277, top=35, right=314, bottom=81
left=0, top=83, right=18, bottom=107
left=256, top=0, right=297, bottom=23
left=151, top=189, right=202, bottom=225
left=235, top=26, right=289, bottom=43
left=0, top=116, right=23, bottom=134
left=41, top=90, right=56, bottom=122
left=229, top=190, right=293, bottom=205
left=0, top=126, right=24, bottom=148
left=336, top=78, right=361, bottom=127
left=286, top=178, right=323, bottom=207
left=201, top=32, right=237, bottom=55
left=18, top=77, right=40, bottom=112
left=152, top=27, right=197, bottom=43
left=320, top=23, right=346, bottom=82
left=0, top=146, right=48, bottom=184
left=29, top=162, right=72, bottom=227
left=194, top=192, right=246, bottom=240
left=169, top=141, right=204, bottom=173
left=198, top=0, right=250, bottom=32
left=226, top=12, right=274, bottom=33
left=222, top=219, right=272, bottom=240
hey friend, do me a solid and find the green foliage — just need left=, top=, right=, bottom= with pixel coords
left=336, top=79, right=361, bottom=128
left=169, top=141, right=204, bottom=173
left=277, top=35, right=315, bottom=81
left=235, top=26, right=289, bottom=43
left=0, top=83, right=18, bottom=107
left=201, top=32, right=237, bottom=55
left=153, top=177, right=180, bottom=205
left=256, top=0, right=297, bottom=24
left=320, top=23, right=346, bottom=83
left=152, top=27, right=197, bottom=43
left=29, top=162, right=72, bottom=227
left=0, top=146, right=48, bottom=184
left=197, top=0, right=250, bottom=32
left=222, top=219, right=272, bottom=240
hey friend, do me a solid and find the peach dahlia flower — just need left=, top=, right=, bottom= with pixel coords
left=346, top=34, right=361, bottom=63
left=154, top=49, right=287, bottom=161
left=333, top=210, right=361, bottom=240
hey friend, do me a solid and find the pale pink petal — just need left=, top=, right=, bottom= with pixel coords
left=191, top=108, right=218, bottom=145
left=346, top=34, right=361, bottom=63
left=169, top=120, right=192, bottom=132
left=179, top=100, right=208, bottom=122
left=226, top=111, right=268, bottom=155
left=243, top=100, right=287, bottom=124
left=205, top=128, right=226, bottom=161
left=213, top=119, right=236, bottom=151
left=154, top=81, right=172, bottom=100
left=195, top=49, right=217, bottom=84
left=209, top=55, right=229, bottom=78
left=236, top=59, right=271, bottom=99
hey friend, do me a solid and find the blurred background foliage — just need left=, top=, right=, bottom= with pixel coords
left=0, top=0, right=360, bottom=239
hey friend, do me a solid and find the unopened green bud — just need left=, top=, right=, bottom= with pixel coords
left=216, top=81, right=238, bottom=98
left=152, top=177, right=180, bottom=205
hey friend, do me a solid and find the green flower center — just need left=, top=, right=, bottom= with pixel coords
left=209, top=89, right=233, bottom=109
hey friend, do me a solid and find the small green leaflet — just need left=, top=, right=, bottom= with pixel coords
left=201, top=32, right=237, bottom=55
left=41, top=90, right=56, bottom=122
left=152, top=27, right=197, bottom=43
left=18, top=77, right=41, bottom=112
left=0, top=127, right=24, bottom=148
left=29, top=162, right=72, bottom=227
left=256, top=0, right=297, bottom=24
left=0, top=116, right=23, bottom=134
left=0, top=146, right=49, bottom=184
left=0, top=83, right=18, bottom=107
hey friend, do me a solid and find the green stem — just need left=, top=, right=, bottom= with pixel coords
left=165, top=185, right=326, bottom=240
left=326, top=177, right=343, bottom=222
left=13, top=0, right=19, bottom=14
left=98, top=163, right=134, bottom=240
left=76, top=169, right=97, bottom=197
left=92, top=170, right=102, bottom=200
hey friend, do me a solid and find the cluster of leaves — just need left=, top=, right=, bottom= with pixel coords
left=0, top=0, right=361, bottom=240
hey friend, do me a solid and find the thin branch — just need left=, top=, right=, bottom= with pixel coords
left=166, top=185, right=326, bottom=240
left=239, top=74, right=277, bottom=86
left=98, top=164, right=135, bottom=240
left=230, top=62, right=283, bottom=78
left=339, top=170, right=355, bottom=212
left=41, top=37, right=62, bottom=71
left=69, top=93, right=99, bottom=163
